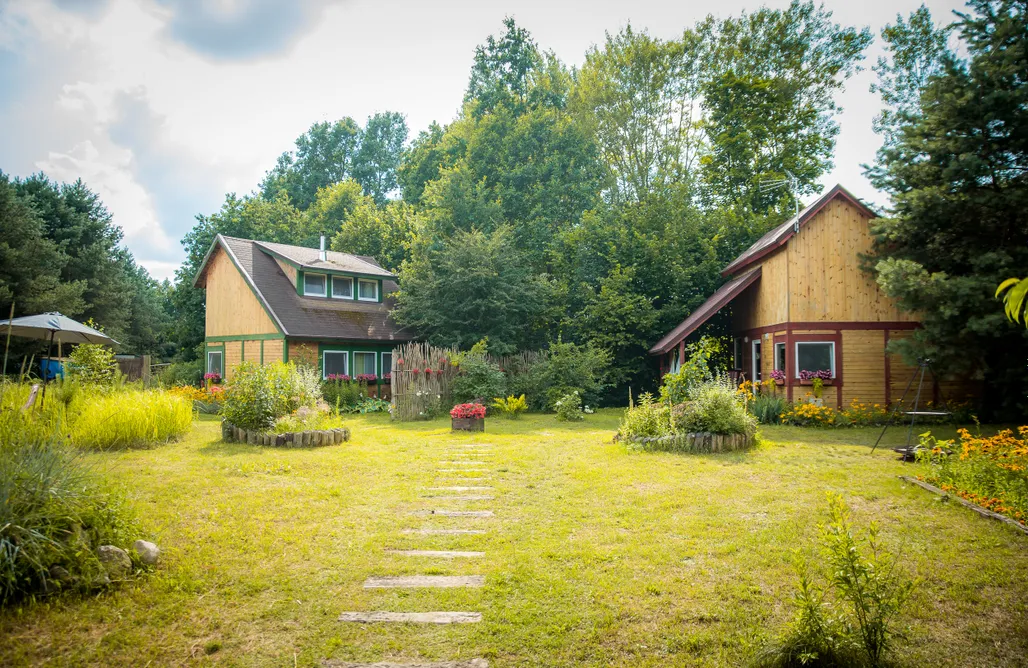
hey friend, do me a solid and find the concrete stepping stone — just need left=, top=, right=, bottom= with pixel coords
left=448, top=444, right=494, bottom=448
left=401, top=528, right=486, bottom=535
left=438, top=461, right=489, bottom=466
left=327, top=659, right=487, bottom=668
left=386, top=550, right=484, bottom=558
left=413, top=510, right=494, bottom=517
left=435, top=477, right=489, bottom=482
left=436, top=469, right=489, bottom=474
left=337, top=611, right=482, bottom=624
left=363, top=575, right=484, bottom=589
left=427, top=486, right=493, bottom=491
left=423, top=495, right=494, bottom=501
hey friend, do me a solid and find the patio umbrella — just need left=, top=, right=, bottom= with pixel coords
left=2, top=311, right=118, bottom=407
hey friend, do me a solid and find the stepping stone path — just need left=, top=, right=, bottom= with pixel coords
left=337, top=441, right=499, bottom=667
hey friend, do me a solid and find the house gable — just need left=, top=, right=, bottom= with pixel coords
left=204, top=245, right=281, bottom=337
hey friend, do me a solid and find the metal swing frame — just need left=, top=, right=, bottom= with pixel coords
left=870, top=358, right=950, bottom=455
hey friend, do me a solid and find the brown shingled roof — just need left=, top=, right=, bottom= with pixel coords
left=197, top=235, right=414, bottom=342
left=254, top=239, right=395, bottom=278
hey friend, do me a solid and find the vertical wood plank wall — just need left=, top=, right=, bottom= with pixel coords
left=275, top=258, right=297, bottom=286
left=205, top=247, right=280, bottom=337
left=841, top=330, right=886, bottom=406
left=224, top=341, right=243, bottom=381
left=264, top=339, right=284, bottom=364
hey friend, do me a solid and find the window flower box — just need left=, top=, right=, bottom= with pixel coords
left=798, top=378, right=834, bottom=386
left=450, top=403, right=486, bottom=432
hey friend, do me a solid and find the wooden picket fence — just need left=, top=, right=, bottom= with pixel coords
left=390, top=343, right=547, bottom=421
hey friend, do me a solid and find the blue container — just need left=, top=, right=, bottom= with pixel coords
left=40, top=359, right=64, bottom=381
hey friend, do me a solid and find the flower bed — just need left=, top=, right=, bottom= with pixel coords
left=917, top=428, right=1028, bottom=528
left=221, top=420, right=350, bottom=447
left=451, top=403, right=486, bottom=431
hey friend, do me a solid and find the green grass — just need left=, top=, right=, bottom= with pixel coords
left=1, top=411, right=1026, bottom=666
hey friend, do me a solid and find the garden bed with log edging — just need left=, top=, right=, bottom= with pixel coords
left=221, top=420, right=350, bottom=447
left=627, top=432, right=755, bottom=454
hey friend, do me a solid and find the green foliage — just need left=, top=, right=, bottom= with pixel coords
left=750, top=394, right=789, bottom=425
left=616, top=392, right=671, bottom=438
left=321, top=379, right=364, bottom=412
left=393, top=227, right=552, bottom=354
left=157, top=359, right=203, bottom=388
left=757, top=494, right=915, bottom=668
left=67, top=344, right=117, bottom=385
left=521, top=338, right=610, bottom=411
left=553, top=390, right=584, bottom=422
left=671, top=378, right=757, bottom=437
left=491, top=394, right=527, bottom=419
left=330, top=198, right=415, bottom=272
left=452, top=354, right=506, bottom=405
left=272, top=407, right=345, bottom=434
left=867, top=0, right=1028, bottom=418
left=659, top=336, right=727, bottom=404
left=997, top=277, right=1028, bottom=327
left=221, top=362, right=322, bottom=431
left=71, top=390, right=193, bottom=450
left=0, top=411, right=138, bottom=602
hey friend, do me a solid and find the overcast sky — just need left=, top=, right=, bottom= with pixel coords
left=0, top=0, right=965, bottom=280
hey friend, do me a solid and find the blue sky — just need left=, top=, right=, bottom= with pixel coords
left=0, top=0, right=965, bottom=280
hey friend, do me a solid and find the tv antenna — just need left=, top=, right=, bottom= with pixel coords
left=758, top=170, right=801, bottom=225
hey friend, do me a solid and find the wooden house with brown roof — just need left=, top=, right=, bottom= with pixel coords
left=649, top=184, right=967, bottom=409
left=193, top=235, right=413, bottom=381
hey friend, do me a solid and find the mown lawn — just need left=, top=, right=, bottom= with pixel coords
left=2, top=412, right=1026, bottom=667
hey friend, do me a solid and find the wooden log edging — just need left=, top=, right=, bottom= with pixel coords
left=899, top=476, right=1028, bottom=537
left=220, top=420, right=350, bottom=448
left=628, top=432, right=755, bottom=454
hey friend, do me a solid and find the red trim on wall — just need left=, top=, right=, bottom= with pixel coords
left=884, top=329, right=891, bottom=407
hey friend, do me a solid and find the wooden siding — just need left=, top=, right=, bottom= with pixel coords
left=264, top=339, right=284, bottom=363
left=786, top=199, right=917, bottom=323
left=732, top=248, right=788, bottom=331
left=224, top=341, right=243, bottom=381
left=205, top=247, right=279, bottom=337
left=841, top=330, right=886, bottom=406
left=275, top=258, right=297, bottom=287
left=288, top=341, right=319, bottom=367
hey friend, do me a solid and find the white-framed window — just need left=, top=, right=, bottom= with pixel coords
left=207, top=350, right=223, bottom=376
left=751, top=339, right=761, bottom=382
left=774, top=342, right=786, bottom=371
left=381, top=352, right=393, bottom=376
left=795, top=341, right=835, bottom=378
left=357, top=278, right=378, bottom=301
left=322, top=350, right=348, bottom=379
left=303, top=272, right=327, bottom=297
left=331, top=275, right=353, bottom=299
left=353, top=351, right=376, bottom=377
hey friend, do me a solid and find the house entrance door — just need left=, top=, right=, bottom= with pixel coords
left=752, top=340, right=761, bottom=382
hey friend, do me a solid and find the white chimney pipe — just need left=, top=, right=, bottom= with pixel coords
left=319, top=235, right=326, bottom=261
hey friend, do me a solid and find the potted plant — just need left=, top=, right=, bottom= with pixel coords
left=798, top=369, right=833, bottom=386
left=450, top=402, right=486, bottom=432
left=769, top=369, right=786, bottom=386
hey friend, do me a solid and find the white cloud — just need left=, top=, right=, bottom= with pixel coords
left=0, top=0, right=970, bottom=280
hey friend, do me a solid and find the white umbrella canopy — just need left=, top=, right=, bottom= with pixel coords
left=3, top=312, right=118, bottom=346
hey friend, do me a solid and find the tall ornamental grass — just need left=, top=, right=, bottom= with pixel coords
left=71, top=390, right=193, bottom=450
left=0, top=411, right=137, bottom=602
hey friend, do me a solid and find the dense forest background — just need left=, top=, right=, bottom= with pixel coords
left=2, top=1, right=1025, bottom=415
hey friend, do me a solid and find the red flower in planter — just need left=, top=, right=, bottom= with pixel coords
left=450, top=403, right=486, bottom=419
left=412, top=368, right=421, bottom=375
left=425, top=368, right=433, bottom=376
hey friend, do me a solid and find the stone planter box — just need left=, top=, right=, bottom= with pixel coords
left=451, top=417, right=484, bottom=432
left=221, top=420, right=350, bottom=447
left=628, top=431, right=754, bottom=454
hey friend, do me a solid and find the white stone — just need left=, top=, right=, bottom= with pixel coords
left=426, top=486, right=493, bottom=491
left=363, top=575, right=484, bottom=589
left=386, top=550, right=484, bottom=558
left=132, top=539, right=159, bottom=565
left=337, top=611, right=482, bottom=624
left=326, top=661, right=488, bottom=668
left=401, top=529, right=487, bottom=535
left=423, top=495, right=494, bottom=501
left=414, top=510, right=494, bottom=517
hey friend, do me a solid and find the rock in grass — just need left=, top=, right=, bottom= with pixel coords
left=97, top=545, right=132, bottom=578
left=133, top=539, right=160, bottom=565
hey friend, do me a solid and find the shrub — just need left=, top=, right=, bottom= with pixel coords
left=617, top=393, right=672, bottom=439
left=659, top=336, right=726, bottom=404
left=322, top=378, right=364, bottom=412
left=672, top=377, right=756, bottom=437
left=491, top=394, right=527, bottom=419
left=273, top=406, right=346, bottom=433
left=537, top=339, right=610, bottom=409
left=0, top=412, right=138, bottom=602
left=756, top=494, right=914, bottom=668
left=450, top=403, right=486, bottom=419
left=157, top=359, right=203, bottom=387
left=67, top=344, right=117, bottom=385
left=917, top=427, right=1028, bottom=526
left=553, top=390, right=584, bottom=422
left=751, top=394, right=788, bottom=425
left=72, top=390, right=193, bottom=449
left=452, top=355, right=506, bottom=405
left=221, top=362, right=321, bottom=431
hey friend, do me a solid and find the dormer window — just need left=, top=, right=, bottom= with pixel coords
left=358, top=278, right=378, bottom=302
left=303, top=273, right=327, bottom=297
left=332, top=276, right=353, bottom=299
